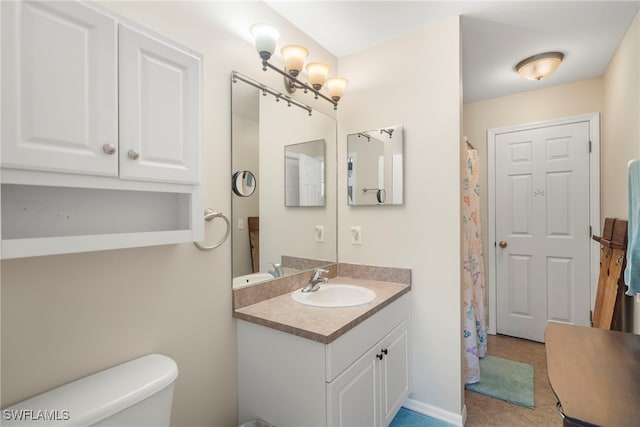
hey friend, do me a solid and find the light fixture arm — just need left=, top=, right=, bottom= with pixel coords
left=261, top=59, right=338, bottom=110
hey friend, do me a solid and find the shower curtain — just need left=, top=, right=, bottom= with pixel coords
left=463, top=146, right=487, bottom=385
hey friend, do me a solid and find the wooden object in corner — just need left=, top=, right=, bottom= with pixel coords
left=248, top=216, right=259, bottom=273
left=591, top=218, right=627, bottom=329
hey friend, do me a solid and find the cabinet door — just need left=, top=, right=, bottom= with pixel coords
left=119, top=24, right=200, bottom=185
left=379, top=320, right=411, bottom=426
left=1, top=1, right=118, bottom=176
left=327, top=344, right=380, bottom=427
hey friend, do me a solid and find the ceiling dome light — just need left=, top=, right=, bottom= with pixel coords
left=516, top=52, right=564, bottom=81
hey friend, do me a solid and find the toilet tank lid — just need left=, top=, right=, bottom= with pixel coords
left=2, top=354, right=178, bottom=426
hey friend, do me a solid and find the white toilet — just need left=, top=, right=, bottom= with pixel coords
left=2, top=354, right=178, bottom=426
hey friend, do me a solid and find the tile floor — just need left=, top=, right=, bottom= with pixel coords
left=464, top=334, right=563, bottom=426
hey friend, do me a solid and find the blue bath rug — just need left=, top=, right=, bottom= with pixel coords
left=390, top=408, right=454, bottom=427
left=465, top=355, right=534, bottom=409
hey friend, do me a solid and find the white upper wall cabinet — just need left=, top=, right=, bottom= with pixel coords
left=0, top=1, right=203, bottom=259
left=119, top=24, right=200, bottom=185
left=1, top=1, right=118, bottom=176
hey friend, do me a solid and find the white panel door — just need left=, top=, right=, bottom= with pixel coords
left=495, top=121, right=591, bottom=342
left=327, top=344, right=379, bottom=427
left=299, top=153, right=322, bottom=205
left=1, top=1, right=117, bottom=175
left=119, top=24, right=200, bottom=184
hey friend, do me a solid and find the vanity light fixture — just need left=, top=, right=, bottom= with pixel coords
left=250, top=23, right=347, bottom=109
left=515, top=51, right=565, bottom=81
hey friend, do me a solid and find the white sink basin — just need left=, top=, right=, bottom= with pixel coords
left=233, top=272, right=274, bottom=289
left=291, top=284, right=376, bottom=308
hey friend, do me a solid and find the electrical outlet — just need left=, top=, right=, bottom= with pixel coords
left=315, top=225, right=325, bottom=242
left=351, top=226, right=362, bottom=245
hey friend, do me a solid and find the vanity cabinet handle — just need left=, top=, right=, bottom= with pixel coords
left=102, top=143, right=116, bottom=155
left=376, top=349, right=388, bottom=360
left=128, top=149, right=140, bottom=160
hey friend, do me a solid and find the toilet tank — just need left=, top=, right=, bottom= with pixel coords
left=2, top=354, right=178, bottom=426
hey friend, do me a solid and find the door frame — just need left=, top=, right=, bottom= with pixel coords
left=487, top=113, right=600, bottom=335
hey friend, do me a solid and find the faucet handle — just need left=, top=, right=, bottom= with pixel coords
left=312, top=267, right=329, bottom=280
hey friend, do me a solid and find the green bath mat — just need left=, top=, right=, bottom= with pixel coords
left=465, top=355, right=534, bottom=409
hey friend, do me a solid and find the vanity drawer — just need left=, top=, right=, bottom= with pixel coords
left=325, top=293, right=410, bottom=382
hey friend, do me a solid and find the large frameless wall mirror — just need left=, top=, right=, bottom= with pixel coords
left=231, top=72, right=337, bottom=289
left=285, top=139, right=325, bottom=207
left=347, top=125, right=404, bottom=206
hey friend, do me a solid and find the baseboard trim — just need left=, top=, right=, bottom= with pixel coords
left=402, top=398, right=466, bottom=426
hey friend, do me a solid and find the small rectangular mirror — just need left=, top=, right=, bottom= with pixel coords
left=285, top=139, right=325, bottom=207
left=347, top=125, right=404, bottom=205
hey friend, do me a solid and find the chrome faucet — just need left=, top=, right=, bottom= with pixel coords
left=269, top=262, right=284, bottom=278
left=301, top=268, right=329, bottom=293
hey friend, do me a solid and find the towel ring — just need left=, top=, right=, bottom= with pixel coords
left=194, top=208, right=230, bottom=251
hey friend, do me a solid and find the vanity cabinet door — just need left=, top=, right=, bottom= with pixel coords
left=327, top=317, right=410, bottom=427
left=1, top=1, right=118, bottom=176
left=327, top=344, right=380, bottom=427
left=379, top=320, right=411, bottom=426
left=119, top=24, right=200, bottom=185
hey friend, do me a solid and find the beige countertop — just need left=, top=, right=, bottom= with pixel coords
left=233, top=276, right=410, bottom=344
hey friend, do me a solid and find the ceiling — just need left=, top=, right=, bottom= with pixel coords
left=264, top=1, right=640, bottom=103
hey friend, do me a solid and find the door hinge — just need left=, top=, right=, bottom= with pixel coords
left=589, top=225, right=592, bottom=237
left=590, top=310, right=593, bottom=324
left=589, top=140, right=592, bottom=153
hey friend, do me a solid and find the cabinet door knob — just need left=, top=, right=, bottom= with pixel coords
left=102, top=144, right=117, bottom=155
left=128, top=149, right=140, bottom=160
left=376, top=353, right=383, bottom=360
left=381, top=349, right=388, bottom=355
left=499, top=241, right=508, bottom=248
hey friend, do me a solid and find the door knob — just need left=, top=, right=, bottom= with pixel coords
left=499, top=241, right=508, bottom=248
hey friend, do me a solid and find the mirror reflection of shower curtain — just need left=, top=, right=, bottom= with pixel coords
left=463, top=146, right=487, bottom=385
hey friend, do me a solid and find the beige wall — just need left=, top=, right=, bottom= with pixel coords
left=337, top=18, right=464, bottom=418
left=603, top=11, right=640, bottom=332
left=0, top=2, right=337, bottom=426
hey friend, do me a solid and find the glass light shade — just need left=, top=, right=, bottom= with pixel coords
left=281, top=45, right=309, bottom=77
left=516, top=52, right=564, bottom=81
left=326, top=77, right=348, bottom=102
left=306, top=62, right=331, bottom=90
left=250, top=24, right=280, bottom=60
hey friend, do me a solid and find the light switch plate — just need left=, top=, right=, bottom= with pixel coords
left=315, top=225, right=324, bottom=242
left=351, top=226, right=362, bottom=245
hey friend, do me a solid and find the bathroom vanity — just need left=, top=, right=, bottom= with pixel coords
left=235, top=275, right=411, bottom=427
